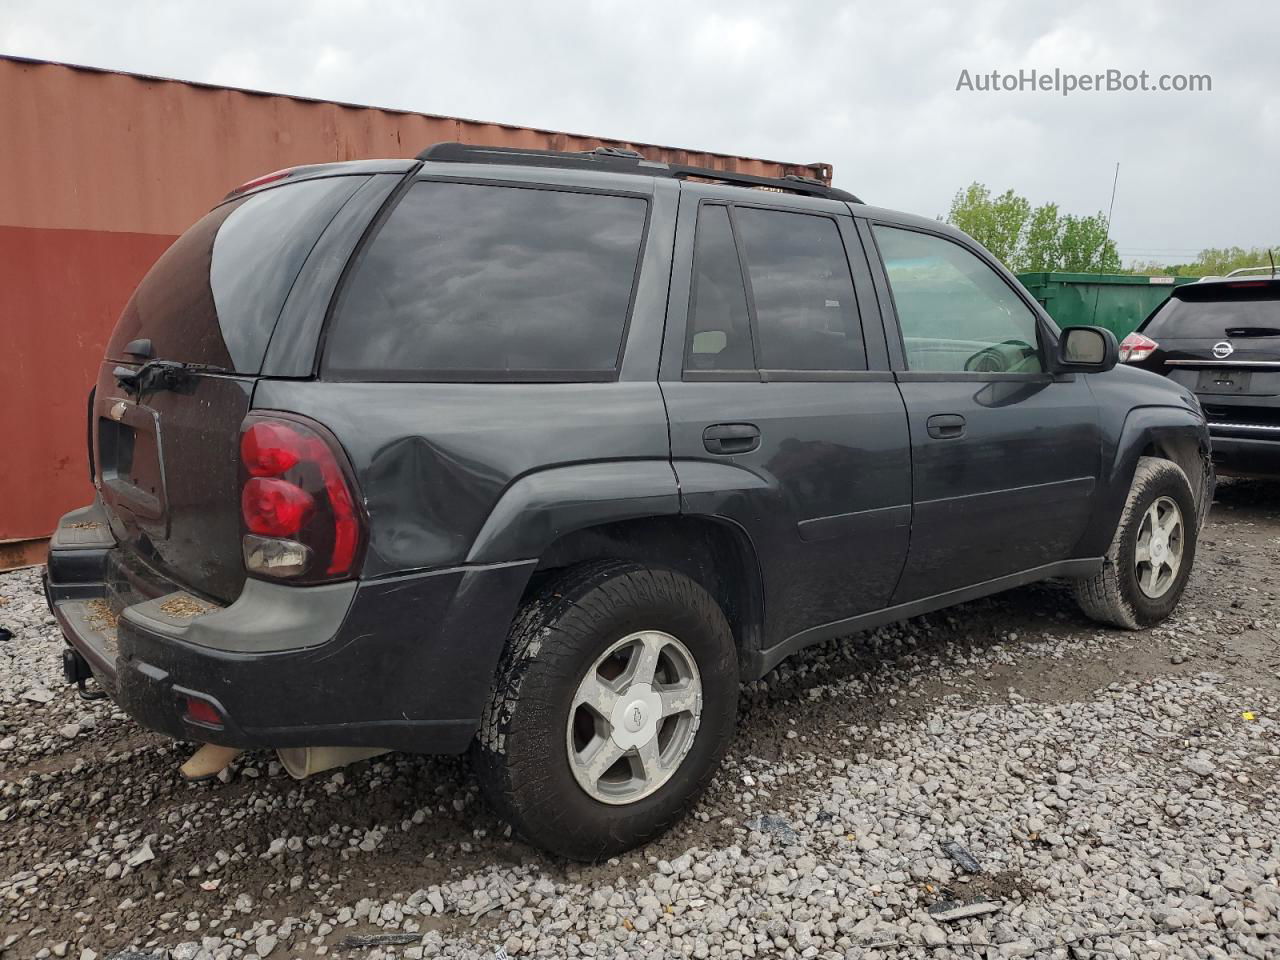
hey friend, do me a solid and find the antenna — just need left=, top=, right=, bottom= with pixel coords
left=1089, top=162, right=1121, bottom=326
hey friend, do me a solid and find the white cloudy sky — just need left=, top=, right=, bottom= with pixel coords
left=4, top=0, right=1277, bottom=263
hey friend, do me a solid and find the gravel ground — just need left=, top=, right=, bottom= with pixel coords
left=2, top=479, right=1278, bottom=960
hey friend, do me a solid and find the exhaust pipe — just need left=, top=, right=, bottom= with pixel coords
left=276, top=746, right=391, bottom=779
left=180, top=743, right=243, bottom=782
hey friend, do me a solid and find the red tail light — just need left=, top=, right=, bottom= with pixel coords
left=224, top=167, right=294, bottom=199
left=241, top=421, right=304, bottom=476
left=1118, top=332, right=1159, bottom=363
left=239, top=415, right=365, bottom=581
left=183, top=696, right=224, bottom=729
left=242, top=478, right=315, bottom=536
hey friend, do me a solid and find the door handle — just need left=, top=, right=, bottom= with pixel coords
left=926, top=414, right=966, bottom=440
left=703, top=422, right=761, bottom=455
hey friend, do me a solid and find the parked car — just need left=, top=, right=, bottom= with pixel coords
left=46, top=143, right=1213, bottom=859
left=1120, top=271, right=1280, bottom=478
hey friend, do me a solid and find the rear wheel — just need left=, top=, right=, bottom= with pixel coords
left=1074, top=456, right=1199, bottom=628
left=471, top=561, right=738, bottom=860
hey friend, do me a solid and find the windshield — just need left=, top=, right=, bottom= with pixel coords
left=106, top=176, right=364, bottom=373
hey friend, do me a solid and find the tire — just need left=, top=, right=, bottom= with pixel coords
left=1073, top=456, right=1199, bottom=629
left=471, top=561, right=738, bottom=860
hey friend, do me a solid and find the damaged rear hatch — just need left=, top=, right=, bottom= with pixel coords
left=94, top=173, right=370, bottom=604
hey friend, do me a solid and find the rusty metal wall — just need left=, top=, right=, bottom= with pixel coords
left=0, top=55, right=831, bottom=551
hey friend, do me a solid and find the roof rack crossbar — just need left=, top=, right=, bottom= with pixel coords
left=416, top=141, right=861, bottom=203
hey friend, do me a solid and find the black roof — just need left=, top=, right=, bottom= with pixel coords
left=417, top=142, right=862, bottom=204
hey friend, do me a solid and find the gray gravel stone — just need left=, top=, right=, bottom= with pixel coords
left=2, top=521, right=1278, bottom=960
left=1184, top=756, right=1216, bottom=777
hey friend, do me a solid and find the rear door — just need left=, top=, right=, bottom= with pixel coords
left=864, top=222, right=1102, bottom=603
left=1137, top=280, right=1280, bottom=432
left=661, top=191, right=912, bottom=652
left=95, top=174, right=374, bottom=603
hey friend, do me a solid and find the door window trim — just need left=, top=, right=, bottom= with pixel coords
left=864, top=220, right=1060, bottom=380
left=681, top=198, right=872, bottom=382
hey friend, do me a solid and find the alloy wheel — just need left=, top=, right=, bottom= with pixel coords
left=566, top=630, right=703, bottom=805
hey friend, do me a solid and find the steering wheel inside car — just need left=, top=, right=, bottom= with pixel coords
left=964, top=339, right=1038, bottom=373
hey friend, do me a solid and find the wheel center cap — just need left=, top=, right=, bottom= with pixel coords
left=609, top=683, right=662, bottom=750
left=623, top=700, right=648, bottom=733
left=1151, top=537, right=1166, bottom=561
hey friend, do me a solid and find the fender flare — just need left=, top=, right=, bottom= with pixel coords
left=1077, top=404, right=1211, bottom=556
left=465, top=460, right=680, bottom=564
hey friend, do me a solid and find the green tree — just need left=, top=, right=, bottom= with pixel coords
left=1126, top=245, right=1278, bottom=277
left=1058, top=213, right=1120, bottom=272
left=1022, top=203, right=1062, bottom=271
left=946, top=183, right=1030, bottom=267
left=945, top=182, right=1119, bottom=273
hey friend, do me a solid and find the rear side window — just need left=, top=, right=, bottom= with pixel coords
left=107, top=176, right=364, bottom=373
left=734, top=207, right=865, bottom=371
left=686, top=205, right=755, bottom=372
left=325, top=182, right=648, bottom=380
left=1145, top=287, right=1280, bottom=338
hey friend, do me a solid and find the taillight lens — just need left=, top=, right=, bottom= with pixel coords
left=241, top=421, right=304, bottom=477
left=242, top=477, right=314, bottom=536
left=239, top=415, right=365, bottom=581
left=1118, top=332, right=1159, bottom=363
left=223, top=167, right=294, bottom=199
left=182, top=696, right=224, bottom=729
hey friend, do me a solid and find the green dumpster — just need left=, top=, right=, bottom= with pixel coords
left=1016, top=272, right=1201, bottom=340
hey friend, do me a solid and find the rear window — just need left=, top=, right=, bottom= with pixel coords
left=1145, top=286, right=1280, bottom=338
left=106, top=176, right=365, bottom=373
left=324, top=181, right=648, bottom=380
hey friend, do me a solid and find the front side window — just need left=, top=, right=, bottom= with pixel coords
left=874, top=226, right=1043, bottom=374
left=735, top=207, right=865, bottom=371
left=325, top=182, right=648, bottom=379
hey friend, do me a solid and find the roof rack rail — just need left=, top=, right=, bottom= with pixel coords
left=1224, top=265, right=1279, bottom=279
left=416, top=141, right=862, bottom=203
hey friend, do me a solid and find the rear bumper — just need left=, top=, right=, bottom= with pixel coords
left=1208, top=426, right=1280, bottom=478
left=45, top=501, right=535, bottom=754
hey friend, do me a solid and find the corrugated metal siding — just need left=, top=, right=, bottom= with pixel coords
left=0, top=55, right=830, bottom=546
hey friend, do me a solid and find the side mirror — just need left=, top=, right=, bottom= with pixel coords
left=1057, top=326, right=1118, bottom=372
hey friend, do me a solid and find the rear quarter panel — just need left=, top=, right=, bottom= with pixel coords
left=255, top=171, right=681, bottom=578
left=252, top=381, right=674, bottom=576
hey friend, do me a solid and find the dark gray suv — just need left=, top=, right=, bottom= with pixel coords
left=45, top=143, right=1213, bottom=859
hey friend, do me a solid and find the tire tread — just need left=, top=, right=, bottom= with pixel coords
left=1074, top=456, right=1196, bottom=629
left=472, top=560, right=737, bottom=860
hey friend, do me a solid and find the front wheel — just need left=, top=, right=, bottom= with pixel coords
left=472, top=561, right=738, bottom=860
left=1074, top=456, right=1199, bottom=628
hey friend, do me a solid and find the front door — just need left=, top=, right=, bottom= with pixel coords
left=864, top=222, right=1103, bottom=603
left=661, top=193, right=912, bottom=652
